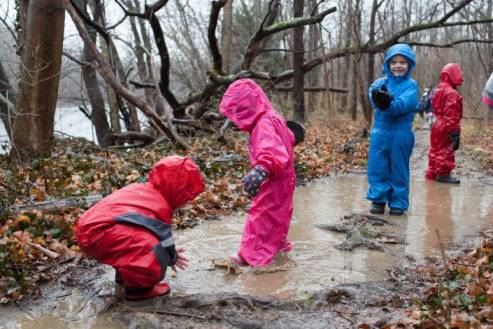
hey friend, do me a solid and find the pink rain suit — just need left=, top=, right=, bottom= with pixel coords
left=219, top=79, right=296, bottom=267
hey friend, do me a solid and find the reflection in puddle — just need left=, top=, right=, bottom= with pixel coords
left=172, top=175, right=493, bottom=299
left=6, top=174, right=493, bottom=328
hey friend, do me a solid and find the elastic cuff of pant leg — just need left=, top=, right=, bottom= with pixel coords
left=125, top=286, right=153, bottom=295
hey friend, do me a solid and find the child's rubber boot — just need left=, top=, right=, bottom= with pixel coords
left=435, top=176, right=460, bottom=184
left=125, top=282, right=170, bottom=301
left=279, top=240, right=293, bottom=253
left=370, top=202, right=385, bottom=214
left=389, top=208, right=405, bottom=216
left=229, top=254, right=248, bottom=266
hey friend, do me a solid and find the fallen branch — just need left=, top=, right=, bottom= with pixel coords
left=27, top=242, right=60, bottom=259
left=10, top=195, right=103, bottom=213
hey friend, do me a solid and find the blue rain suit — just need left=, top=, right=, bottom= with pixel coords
left=367, top=44, right=419, bottom=210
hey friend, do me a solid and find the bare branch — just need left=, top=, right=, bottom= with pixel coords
left=275, top=86, right=348, bottom=93
left=407, top=39, right=493, bottom=48
left=148, top=12, right=182, bottom=114
left=69, top=0, right=110, bottom=44
left=0, top=14, right=17, bottom=44
left=241, top=6, right=337, bottom=69
left=63, top=51, right=90, bottom=66
left=129, top=80, right=156, bottom=89
left=65, top=0, right=189, bottom=149
left=208, top=0, right=227, bottom=74
left=275, top=3, right=493, bottom=84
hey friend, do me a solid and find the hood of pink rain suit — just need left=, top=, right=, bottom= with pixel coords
left=219, top=79, right=274, bottom=132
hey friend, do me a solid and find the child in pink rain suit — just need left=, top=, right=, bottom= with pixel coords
left=219, top=79, right=296, bottom=267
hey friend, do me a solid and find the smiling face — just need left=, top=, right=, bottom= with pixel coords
left=389, top=55, right=409, bottom=77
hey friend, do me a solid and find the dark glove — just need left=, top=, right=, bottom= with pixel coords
left=371, top=84, right=393, bottom=110
left=449, top=131, right=460, bottom=151
left=165, top=244, right=178, bottom=266
left=242, top=166, right=268, bottom=197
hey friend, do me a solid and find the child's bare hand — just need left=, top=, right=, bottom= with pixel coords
left=172, top=247, right=189, bottom=272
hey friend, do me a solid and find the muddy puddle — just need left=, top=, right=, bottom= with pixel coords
left=4, top=170, right=493, bottom=329
left=173, top=174, right=493, bottom=299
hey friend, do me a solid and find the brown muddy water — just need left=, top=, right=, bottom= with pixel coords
left=4, top=173, right=493, bottom=328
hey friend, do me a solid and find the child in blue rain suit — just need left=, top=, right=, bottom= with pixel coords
left=367, top=43, right=419, bottom=216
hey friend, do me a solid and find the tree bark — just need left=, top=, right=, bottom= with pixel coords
left=79, top=0, right=111, bottom=147
left=292, top=0, right=305, bottom=123
left=366, top=0, right=380, bottom=125
left=11, top=0, right=65, bottom=161
left=221, top=0, right=233, bottom=73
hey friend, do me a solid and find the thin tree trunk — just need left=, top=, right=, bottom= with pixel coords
left=0, top=61, right=16, bottom=139
left=366, top=0, right=379, bottom=125
left=92, top=0, right=121, bottom=135
left=221, top=0, right=233, bottom=74
left=292, top=0, right=305, bottom=123
left=78, top=0, right=111, bottom=147
left=11, top=0, right=65, bottom=161
left=487, top=0, right=493, bottom=120
left=307, top=0, right=320, bottom=114
left=341, top=1, right=352, bottom=113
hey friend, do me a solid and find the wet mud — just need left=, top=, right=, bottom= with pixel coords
left=3, top=128, right=493, bottom=329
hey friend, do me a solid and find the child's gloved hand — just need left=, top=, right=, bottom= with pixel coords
left=242, top=166, right=268, bottom=197
left=371, top=85, right=393, bottom=110
left=449, top=131, right=460, bottom=150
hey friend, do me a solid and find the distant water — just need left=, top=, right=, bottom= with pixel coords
left=0, top=107, right=96, bottom=154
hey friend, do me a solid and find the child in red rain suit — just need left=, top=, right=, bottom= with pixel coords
left=219, top=79, right=296, bottom=267
left=75, top=156, right=205, bottom=300
left=425, top=63, right=464, bottom=184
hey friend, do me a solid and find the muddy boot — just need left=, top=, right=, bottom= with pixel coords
left=113, top=270, right=125, bottom=299
left=370, top=202, right=385, bottom=214
left=389, top=208, right=405, bottom=216
left=229, top=254, right=248, bottom=266
left=435, top=175, right=460, bottom=184
left=125, top=282, right=171, bottom=301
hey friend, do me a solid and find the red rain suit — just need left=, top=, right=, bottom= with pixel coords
left=75, top=156, right=204, bottom=290
left=425, top=63, right=464, bottom=179
left=219, top=79, right=296, bottom=267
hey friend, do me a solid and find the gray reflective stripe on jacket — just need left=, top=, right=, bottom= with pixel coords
left=115, top=212, right=172, bottom=241
left=115, top=212, right=175, bottom=272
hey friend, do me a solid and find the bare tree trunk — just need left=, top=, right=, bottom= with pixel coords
left=486, top=0, right=493, bottom=120
left=17, top=0, right=29, bottom=59
left=353, top=0, right=370, bottom=123
left=307, top=0, right=320, bottom=114
left=292, top=0, right=305, bottom=123
left=11, top=0, right=65, bottom=161
left=79, top=0, right=111, bottom=147
left=131, top=0, right=159, bottom=118
left=366, top=0, right=379, bottom=125
left=319, top=24, right=332, bottom=118
left=0, top=61, right=16, bottom=139
left=221, top=0, right=233, bottom=74
left=341, top=1, right=352, bottom=113
left=91, top=0, right=121, bottom=135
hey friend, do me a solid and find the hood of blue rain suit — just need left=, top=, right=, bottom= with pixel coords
left=439, top=63, right=464, bottom=88
left=148, top=155, right=205, bottom=210
left=219, top=79, right=273, bottom=132
left=382, top=44, right=416, bottom=80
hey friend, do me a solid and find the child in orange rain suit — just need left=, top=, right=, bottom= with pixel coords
left=425, top=63, right=464, bottom=184
left=75, top=156, right=205, bottom=300
left=219, top=79, right=297, bottom=267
